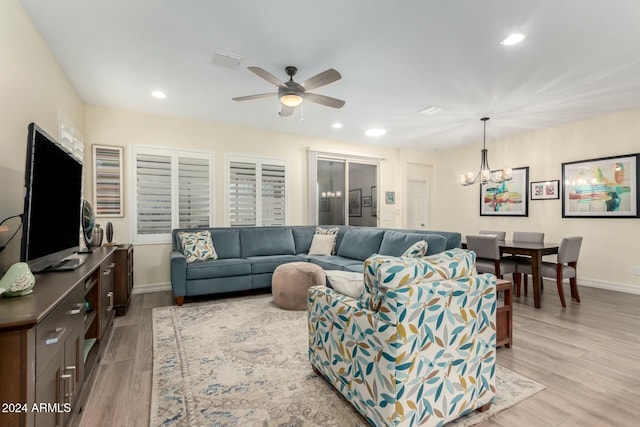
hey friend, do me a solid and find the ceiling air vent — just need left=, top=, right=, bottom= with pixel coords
left=209, top=49, right=244, bottom=70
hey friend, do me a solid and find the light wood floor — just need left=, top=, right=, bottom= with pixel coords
left=75, top=282, right=640, bottom=427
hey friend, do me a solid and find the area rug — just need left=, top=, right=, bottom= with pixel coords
left=151, top=294, right=544, bottom=426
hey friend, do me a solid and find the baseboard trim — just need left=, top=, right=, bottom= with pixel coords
left=579, top=278, right=640, bottom=295
left=132, top=282, right=171, bottom=295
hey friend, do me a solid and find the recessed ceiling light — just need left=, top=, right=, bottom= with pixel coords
left=364, top=128, right=386, bottom=137
left=501, top=33, right=525, bottom=46
left=331, top=123, right=343, bottom=129
left=151, top=90, right=167, bottom=99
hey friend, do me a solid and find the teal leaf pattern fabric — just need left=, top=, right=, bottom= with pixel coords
left=401, top=240, right=428, bottom=258
left=359, top=248, right=476, bottom=312
left=308, top=259, right=497, bottom=426
left=178, top=230, right=218, bottom=263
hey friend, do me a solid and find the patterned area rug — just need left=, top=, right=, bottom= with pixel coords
left=151, top=294, right=544, bottom=426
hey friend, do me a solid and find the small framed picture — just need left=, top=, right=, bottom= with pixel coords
left=362, top=196, right=372, bottom=207
left=531, top=180, right=560, bottom=200
left=319, top=198, right=330, bottom=212
left=349, top=189, right=362, bottom=217
left=385, top=191, right=395, bottom=204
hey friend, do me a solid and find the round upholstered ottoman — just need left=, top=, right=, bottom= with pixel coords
left=272, top=262, right=326, bottom=310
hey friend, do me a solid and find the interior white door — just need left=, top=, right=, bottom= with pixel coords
left=407, top=179, right=429, bottom=229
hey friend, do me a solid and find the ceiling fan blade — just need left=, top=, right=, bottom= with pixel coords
left=304, top=93, right=345, bottom=109
left=300, top=69, right=341, bottom=91
left=232, top=93, right=277, bottom=101
left=248, top=66, right=286, bottom=87
left=279, top=105, right=294, bottom=117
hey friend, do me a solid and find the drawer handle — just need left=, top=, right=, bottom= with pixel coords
left=109, top=262, right=116, bottom=268
left=103, top=269, right=111, bottom=275
left=65, top=366, right=76, bottom=400
left=44, top=327, right=66, bottom=345
left=107, top=291, right=114, bottom=311
left=61, top=373, right=72, bottom=402
left=69, top=302, right=84, bottom=315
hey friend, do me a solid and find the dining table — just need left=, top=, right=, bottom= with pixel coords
left=462, top=240, right=560, bottom=309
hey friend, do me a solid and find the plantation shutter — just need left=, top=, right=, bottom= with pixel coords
left=261, top=163, right=286, bottom=226
left=229, top=161, right=257, bottom=226
left=178, top=156, right=211, bottom=228
left=136, top=153, right=172, bottom=235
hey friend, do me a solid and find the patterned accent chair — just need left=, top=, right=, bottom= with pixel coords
left=308, top=249, right=497, bottom=427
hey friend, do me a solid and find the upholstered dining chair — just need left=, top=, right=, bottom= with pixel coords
left=466, top=234, right=516, bottom=279
left=510, top=232, right=545, bottom=296
left=479, top=230, right=507, bottom=241
left=515, top=237, right=583, bottom=307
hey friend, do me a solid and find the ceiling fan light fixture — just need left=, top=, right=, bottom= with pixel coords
left=280, top=93, right=303, bottom=107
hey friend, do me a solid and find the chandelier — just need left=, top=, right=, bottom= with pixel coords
left=321, top=161, right=342, bottom=198
left=459, top=117, right=512, bottom=186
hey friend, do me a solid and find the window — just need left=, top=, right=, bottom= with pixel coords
left=132, top=146, right=214, bottom=243
left=226, top=156, right=287, bottom=226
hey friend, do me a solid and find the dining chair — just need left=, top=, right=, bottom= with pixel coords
left=510, top=232, right=545, bottom=296
left=515, top=237, right=583, bottom=307
left=479, top=230, right=507, bottom=241
left=465, top=234, right=516, bottom=279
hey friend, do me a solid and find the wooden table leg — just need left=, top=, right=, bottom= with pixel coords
left=531, top=251, right=542, bottom=308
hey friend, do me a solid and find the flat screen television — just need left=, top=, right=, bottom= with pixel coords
left=21, top=123, right=85, bottom=273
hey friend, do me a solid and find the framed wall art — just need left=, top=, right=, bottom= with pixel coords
left=480, top=167, right=529, bottom=216
left=93, top=145, right=124, bottom=217
left=319, top=198, right=330, bottom=212
left=531, top=180, right=560, bottom=200
left=349, top=189, right=362, bottom=217
left=385, top=191, right=395, bottom=204
left=361, top=196, right=372, bottom=207
left=562, top=154, right=639, bottom=218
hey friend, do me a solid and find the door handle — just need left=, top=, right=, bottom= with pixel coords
left=44, top=327, right=66, bottom=345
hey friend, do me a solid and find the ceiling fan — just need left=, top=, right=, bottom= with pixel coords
left=232, top=66, right=345, bottom=116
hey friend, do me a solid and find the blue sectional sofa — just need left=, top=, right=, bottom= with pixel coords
left=170, top=225, right=461, bottom=305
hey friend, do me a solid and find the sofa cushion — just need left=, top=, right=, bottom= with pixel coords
left=359, top=248, right=476, bottom=311
left=378, top=231, right=427, bottom=257
left=186, top=258, right=251, bottom=280
left=240, top=227, right=296, bottom=257
left=246, top=255, right=307, bottom=274
left=423, top=234, right=447, bottom=255
left=308, top=255, right=362, bottom=271
left=336, top=228, right=385, bottom=261
left=210, top=229, right=242, bottom=259
left=325, top=270, right=363, bottom=299
left=292, top=226, right=316, bottom=254
left=315, top=226, right=339, bottom=254
left=178, top=230, right=218, bottom=263
left=308, top=234, right=337, bottom=255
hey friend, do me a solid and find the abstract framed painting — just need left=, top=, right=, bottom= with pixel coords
left=531, top=180, right=560, bottom=200
left=562, top=154, right=639, bottom=218
left=480, top=167, right=529, bottom=216
left=93, top=145, right=124, bottom=217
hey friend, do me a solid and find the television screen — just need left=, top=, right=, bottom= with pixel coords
left=21, top=123, right=84, bottom=272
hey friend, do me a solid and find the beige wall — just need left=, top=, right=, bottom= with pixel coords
left=432, top=109, right=640, bottom=290
left=0, top=0, right=84, bottom=272
left=84, top=106, right=411, bottom=287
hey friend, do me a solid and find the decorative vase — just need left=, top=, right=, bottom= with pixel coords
left=0, top=262, right=36, bottom=297
left=92, top=224, right=104, bottom=247
left=106, top=222, right=114, bottom=244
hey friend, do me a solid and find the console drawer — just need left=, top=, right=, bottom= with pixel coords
left=35, top=283, right=84, bottom=379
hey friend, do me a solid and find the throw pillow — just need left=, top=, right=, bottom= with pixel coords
left=401, top=240, right=428, bottom=258
left=308, top=234, right=336, bottom=256
left=325, top=270, right=364, bottom=299
left=315, top=227, right=339, bottom=254
left=178, top=230, right=218, bottom=263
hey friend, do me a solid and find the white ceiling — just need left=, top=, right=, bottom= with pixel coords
left=19, top=0, right=640, bottom=151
